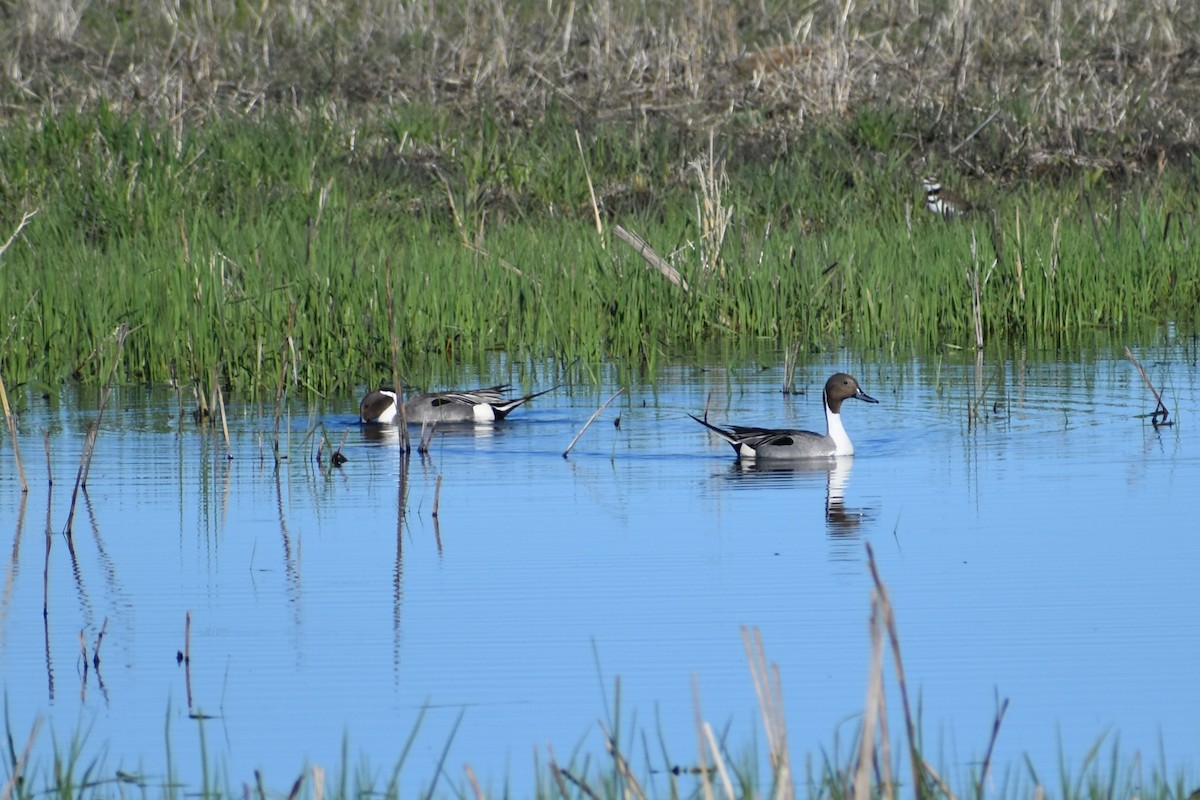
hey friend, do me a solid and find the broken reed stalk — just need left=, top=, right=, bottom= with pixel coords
left=385, top=258, right=412, bottom=452
left=272, top=330, right=292, bottom=465
left=1013, top=208, right=1026, bottom=301
left=310, top=765, right=325, bottom=800
left=864, top=542, right=928, bottom=800
left=65, top=323, right=130, bottom=536
left=464, top=764, right=485, bottom=800
left=576, top=129, right=604, bottom=241
left=967, top=231, right=985, bottom=350
left=432, top=474, right=442, bottom=518
left=545, top=746, right=580, bottom=800
left=700, top=722, right=735, bottom=800
left=603, top=725, right=649, bottom=800
left=418, top=422, right=436, bottom=454
left=183, top=610, right=195, bottom=712
left=0, top=371, right=28, bottom=493
left=0, top=209, right=37, bottom=261
left=93, top=617, right=108, bottom=669
left=613, top=225, right=690, bottom=292
left=563, top=387, right=625, bottom=458
left=214, top=366, right=233, bottom=459
left=741, top=626, right=793, bottom=800
left=690, top=675, right=715, bottom=800
left=1124, top=346, right=1171, bottom=426
left=976, top=692, right=1010, bottom=799
left=854, top=585, right=888, bottom=800
left=781, top=341, right=801, bottom=395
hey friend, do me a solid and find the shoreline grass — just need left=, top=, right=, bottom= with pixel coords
left=0, top=107, right=1195, bottom=398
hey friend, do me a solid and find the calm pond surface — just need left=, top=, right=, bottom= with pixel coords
left=1, top=340, right=1198, bottom=796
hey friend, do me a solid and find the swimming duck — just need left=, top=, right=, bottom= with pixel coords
left=690, top=373, right=878, bottom=459
left=359, top=385, right=555, bottom=424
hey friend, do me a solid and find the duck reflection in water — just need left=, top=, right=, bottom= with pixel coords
left=733, top=457, right=875, bottom=538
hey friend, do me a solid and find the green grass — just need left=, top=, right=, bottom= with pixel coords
left=1, top=108, right=1197, bottom=397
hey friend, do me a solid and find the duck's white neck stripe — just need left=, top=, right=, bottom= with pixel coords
left=824, top=398, right=853, bottom=455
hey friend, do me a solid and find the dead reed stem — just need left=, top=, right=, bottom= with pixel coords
left=385, top=258, right=412, bottom=452
left=65, top=323, right=130, bottom=536
left=781, top=342, right=802, bottom=395
left=691, top=129, right=732, bottom=278
left=864, top=542, right=927, bottom=800
left=214, top=367, right=233, bottom=459
left=701, top=721, right=735, bottom=800
left=93, top=616, right=108, bottom=669
left=432, top=474, right=443, bottom=518
left=333, top=430, right=348, bottom=466
left=0, top=209, right=37, bottom=261
left=183, top=610, right=194, bottom=711
left=691, top=674, right=715, bottom=800
left=464, top=764, right=485, bottom=800
left=854, top=588, right=887, bottom=800
left=545, top=745, right=577, bottom=800
left=966, top=231, right=985, bottom=350
left=976, top=692, right=1010, bottom=798
left=0, top=371, right=28, bottom=493
left=311, top=765, right=325, bottom=800
left=576, top=129, right=604, bottom=241
left=562, top=388, right=625, bottom=458
left=602, top=724, right=649, bottom=800
left=418, top=422, right=436, bottom=453
left=1124, top=346, right=1172, bottom=426
left=272, top=309, right=297, bottom=465
left=614, top=225, right=691, bottom=292
left=741, top=626, right=792, bottom=800
left=1014, top=208, right=1026, bottom=301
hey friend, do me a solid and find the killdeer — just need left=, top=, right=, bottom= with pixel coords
left=360, top=384, right=556, bottom=424
left=922, top=176, right=974, bottom=219
left=689, top=373, right=878, bottom=460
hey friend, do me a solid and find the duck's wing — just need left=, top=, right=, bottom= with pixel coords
left=724, top=424, right=823, bottom=451
left=426, top=384, right=512, bottom=407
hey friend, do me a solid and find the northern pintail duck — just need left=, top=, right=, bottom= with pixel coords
left=359, top=385, right=555, bottom=424
left=690, top=373, right=878, bottom=459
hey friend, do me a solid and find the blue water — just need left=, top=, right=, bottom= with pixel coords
left=1, top=343, right=1197, bottom=796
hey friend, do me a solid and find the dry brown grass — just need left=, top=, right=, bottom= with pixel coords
left=2, top=0, right=1197, bottom=176
left=2, top=0, right=1200, bottom=165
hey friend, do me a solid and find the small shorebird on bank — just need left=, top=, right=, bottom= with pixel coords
left=690, top=373, right=878, bottom=460
left=922, top=176, right=975, bottom=219
left=359, top=385, right=556, bottom=424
